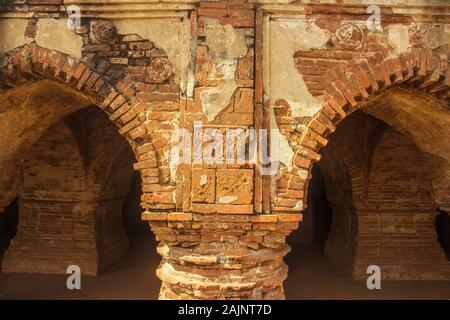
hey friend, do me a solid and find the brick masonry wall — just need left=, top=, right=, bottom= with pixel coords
left=357, top=127, right=450, bottom=280
left=0, top=0, right=449, bottom=299
left=432, top=163, right=450, bottom=210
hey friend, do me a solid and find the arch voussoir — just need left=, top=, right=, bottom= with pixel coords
left=274, top=49, right=450, bottom=213
left=0, top=43, right=143, bottom=134
left=0, top=43, right=173, bottom=215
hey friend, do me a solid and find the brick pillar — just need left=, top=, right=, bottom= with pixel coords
left=145, top=212, right=300, bottom=299
left=139, top=1, right=302, bottom=299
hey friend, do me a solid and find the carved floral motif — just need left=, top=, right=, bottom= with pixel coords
left=410, top=25, right=442, bottom=50
left=146, top=57, right=172, bottom=82
left=93, top=20, right=117, bottom=44
left=333, top=23, right=364, bottom=50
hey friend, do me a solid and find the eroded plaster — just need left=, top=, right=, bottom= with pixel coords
left=265, top=18, right=330, bottom=172
left=387, top=24, right=410, bottom=56
left=36, top=19, right=83, bottom=58
left=0, top=19, right=32, bottom=53
left=200, top=18, right=248, bottom=122
left=114, top=18, right=193, bottom=95
left=267, top=18, right=329, bottom=118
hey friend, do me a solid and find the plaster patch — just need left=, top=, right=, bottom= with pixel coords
left=424, top=25, right=450, bottom=49
left=36, top=19, right=83, bottom=58
left=268, top=19, right=330, bottom=118
left=200, top=19, right=248, bottom=122
left=0, top=19, right=32, bottom=53
left=265, top=18, right=329, bottom=172
left=115, top=18, right=191, bottom=94
left=201, top=81, right=238, bottom=122
left=387, top=24, right=410, bottom=56
left=204, top=19, right=247, bottom=59
left=219, top=196, right=239, bottom=204
left=167, top=116, right=181, bottom=183
left=442, top=26, right=450, bottom=46
left=199, top=175, right=208, bottom=186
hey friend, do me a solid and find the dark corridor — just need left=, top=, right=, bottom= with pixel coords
left=0, top=198, right=18, bottom=262
left=436, top=210, right=450, bottom=261
left=310, top=165, right=333, bottom=252
left=121, top=171, right=150, bottom=248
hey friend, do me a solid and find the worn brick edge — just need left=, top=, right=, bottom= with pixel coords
left=273, top=48, right=450, bottom=213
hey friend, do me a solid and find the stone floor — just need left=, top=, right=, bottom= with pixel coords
left=0, top=236, right=161, bottom=300
left=0, top=236, right=449, bottom=300
left=284, top=243, right=450, bottom=300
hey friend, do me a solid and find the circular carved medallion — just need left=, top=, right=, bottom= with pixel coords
left=94, top=21, right=117, bottom=44
left=146, top=57, right=172, bottom=82
left=423, top=28, right=440, bottom=49
left=333, top=23, right=364, bottom=50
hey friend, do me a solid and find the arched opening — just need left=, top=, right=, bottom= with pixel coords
left=285, top=88, right=450, bottom=298
left=0, top=79, right=159, bottom=298
left=0, top=105, right=139, bottom=275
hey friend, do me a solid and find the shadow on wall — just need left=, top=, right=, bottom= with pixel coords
left=286, top=163, right=333, bottom=252
left=121, top=171, right=149, bottom=247
left=0, top=198, right=18, bottom=264
left=311, top=165, right=333, bottom=253
left=436, top=210, right=450, bottom=261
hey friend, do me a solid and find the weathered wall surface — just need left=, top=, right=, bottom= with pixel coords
left=0, top=0, right=449, bottom=299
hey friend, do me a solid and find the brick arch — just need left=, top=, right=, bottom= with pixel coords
left=0, top=42, right=163, bottom=211
left=274, top=48, right=450, bottom=213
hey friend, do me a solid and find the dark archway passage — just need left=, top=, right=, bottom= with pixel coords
left=122, top=172, right=149, bottom=244
left=284, top=106, right=450, bottom=299
left=0, top=103, right=160, bottom=299
left=0, top=198, right=18, bottom=262
left=436, top=210, right=450, bottom=261
left=285, top=164, right=333, bottom=250
left=310, top=165, right=333, bottom=253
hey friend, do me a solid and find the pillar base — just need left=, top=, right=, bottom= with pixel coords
left=156, top=242, right=290, bottom=300
left=145, top=211, right=302, bottom=300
